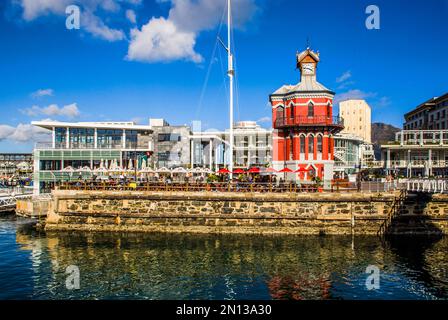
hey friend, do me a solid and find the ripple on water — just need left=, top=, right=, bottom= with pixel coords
left=1, top=217, right=448, bottom=300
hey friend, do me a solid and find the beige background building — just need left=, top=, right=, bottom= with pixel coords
left=339, top=99, right=371, bottom=143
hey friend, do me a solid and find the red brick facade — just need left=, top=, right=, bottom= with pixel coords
left=269, top=48, right=343, bottom=182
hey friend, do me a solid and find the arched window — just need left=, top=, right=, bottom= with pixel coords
left=327, top=103, right=331, bottom=118
left=290, top=103, right=295, bottom=119
left=308, top=135, right=314, bottom=154
left=308, top=102, right=314, bottom=117
left=276, top=106, right=284, bottom=126
left=300, top=135, right=305, bottom=153
left=317, top=135, right=323, bottom=153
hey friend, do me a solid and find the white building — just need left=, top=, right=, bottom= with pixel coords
left=339, top=99, right=372, bottom=143
left=190, top=121, right=272, bottom=170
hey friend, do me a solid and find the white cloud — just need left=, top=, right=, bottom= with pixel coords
left=126, top=9, right=137, bottom=24
left=15, top=0, right=260, bottom=62
left=21, top=103, right=80, bottom=119
left=83, top=10, right=125, bottom=41
left=17, top=0, right=129, bottom=41
left=333, top=89, right=377, bottom=105
left=0, top=123, right=50, bottom=143
left=20, top=0, right=71, bottom=21
left=373, top=96, right=392, bottom=108
left=127, top=17, right=202, bottom=63
left=0, top=125, right=16, bottom=140
left=31, top=88, right=54, bottom=98
left=127, top=0, right=259, bottom=63
left=257, top=116, right=271, bottom=124
left=336, top=70, right=352, bottom=83
left=168, top=0, right=258, bottom=32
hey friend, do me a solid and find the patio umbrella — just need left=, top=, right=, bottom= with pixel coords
left=128, top=159, right=133, bottom=171
left=190, top=167, right=209, bottom=173
left=141, top=167, right=155, bottom=173
left=233, top=169, right=245, bottom=174
left=94, top=167, right=108, bottom=173
left=295, top=167, right=310, bottom=173
left=172, top=167, right=187, bottom=174
left=279, top=168, right=293, bottom=173
left=218, top=168, right=231, bottom=174
left=248, top=167, right=261, bottom=174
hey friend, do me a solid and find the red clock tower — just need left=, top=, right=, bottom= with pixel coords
left=270, top=47, right=344, bottom=188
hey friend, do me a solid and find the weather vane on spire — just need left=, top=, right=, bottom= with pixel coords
left=306, top=37, right=310, bottom=49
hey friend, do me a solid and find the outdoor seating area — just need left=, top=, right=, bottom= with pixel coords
left=59, top=181, right=321, bottom=193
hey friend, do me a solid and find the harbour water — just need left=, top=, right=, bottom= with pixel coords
left=0, top=215, right=447, bottom=300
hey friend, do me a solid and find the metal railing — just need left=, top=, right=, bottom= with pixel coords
left=59, top=181, right=321, bottom=193
left=406, top=179, right=448, bottom=193
left=386, top=160, right=448, bottom=168
left=57, top=180, right=405, bottom=194
left=378, top=189, right=407, bottom=237
left=274, top=116, right=344, bottom=128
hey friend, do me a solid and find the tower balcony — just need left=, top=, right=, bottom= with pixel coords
left=274, top=116, right=344, bottom=131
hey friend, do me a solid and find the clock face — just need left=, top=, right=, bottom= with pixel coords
left=302, top=63, right=315, bottom=75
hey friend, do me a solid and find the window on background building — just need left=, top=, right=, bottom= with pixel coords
left=97, top=129, right=122, bottom=149
left=126, top=130, right=138, bottom=149
left=300, top=135, right=305, bottom=153
left=69, top=128, right=94, bottom=149
left=308, top=102, right=314, bottom=117
left=158, top=133, right=181, bottom=142
left=308, top=135, right=314, bottom=154
left=317, top=135, right=322, bottom=153
left=55, top=127, right=67, bottom=148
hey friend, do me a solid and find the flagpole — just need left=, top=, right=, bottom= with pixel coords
left=227, top=0, right=234, bottom=180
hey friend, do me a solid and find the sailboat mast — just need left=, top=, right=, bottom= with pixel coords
left=227, top=0, right=234, bottom=179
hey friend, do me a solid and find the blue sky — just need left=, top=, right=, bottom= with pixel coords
left=0, top=0, right=447, bottom=152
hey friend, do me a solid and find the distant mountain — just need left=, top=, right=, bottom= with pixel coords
left=371, top=122, right=401, bottom=159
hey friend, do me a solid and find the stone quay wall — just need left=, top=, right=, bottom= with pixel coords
left=44, top=190, right=405, bottom=235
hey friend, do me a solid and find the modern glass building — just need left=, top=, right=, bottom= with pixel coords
left=32, top=121, right=153, bottom=194
left=190, top=121, right=273, bottom=171
left=333, top=133, right=376, bottom=178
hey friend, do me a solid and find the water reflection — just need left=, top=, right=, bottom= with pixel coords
left=0, top=216, right=447, bottom=300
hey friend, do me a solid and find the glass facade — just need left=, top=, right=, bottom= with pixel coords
left=55, top=128, right=67, bottom=148
left=69, top=128, right=95, bottom=149
left=97, top=129, right=123, bottom=149
left=158, top=133, right=181, bottom=142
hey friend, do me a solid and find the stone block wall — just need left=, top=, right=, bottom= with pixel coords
left=44, top=190, right=403, bottom=235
